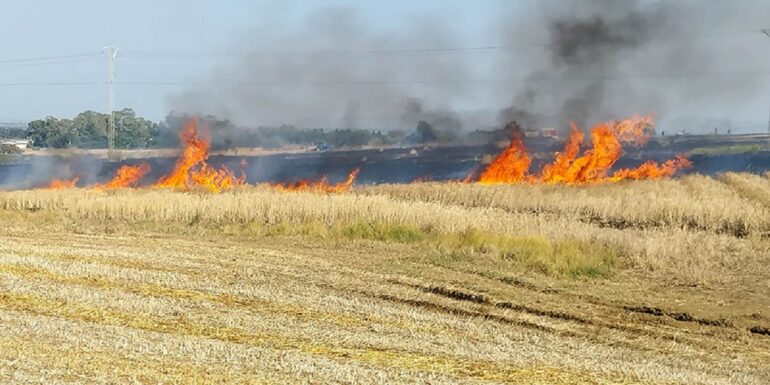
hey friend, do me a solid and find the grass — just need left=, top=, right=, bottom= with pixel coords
left=0, top=175, right=769, bottom=383
left=689, top=143, right=767, bottom=156
left=204, top=221, right=615, bottom=278
left=2, top=173, right=770, bottom=282
left=434, top=230, right=617, bottom=278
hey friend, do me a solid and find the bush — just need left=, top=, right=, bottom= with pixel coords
left=0, top=144, right=22, bottom=155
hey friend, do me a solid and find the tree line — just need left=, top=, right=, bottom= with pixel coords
left=9, top=110, right=509, bottom=150
left=25, top=109, right=157, bottom=149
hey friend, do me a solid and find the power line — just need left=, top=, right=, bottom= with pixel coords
left=114, top=71, right=770, bottom=86
left=0, top=57, right=103, bottom=69
left=121, top=45, right=527, bottom=58
left=0, top=81, right=101, bottom=87
left=0, top=69, right=768, bottom=88
left=119, top=28, right=770, bottom=59
left=0, top=52, right=101, bottom=65
left=0, top=26, right=764, bottom=65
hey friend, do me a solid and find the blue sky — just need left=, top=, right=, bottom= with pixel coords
left=0, top=0, right=509, bottom=122
left=0, top=1, right=768, bottom=133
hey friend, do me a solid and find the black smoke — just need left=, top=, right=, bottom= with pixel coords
left=497, top=0, right=770, bottom=132
left=169, top=1, right=770, bottom=135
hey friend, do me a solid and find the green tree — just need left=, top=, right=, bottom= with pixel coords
left=0, top=127, right=26, bottom=139
left=27, top=109, right=158, bottom=149
left=71, top=110, right=108, bottom=148
left=114, top=108, right=157, bottom=148
left=27, top=117, right=73, bottom=148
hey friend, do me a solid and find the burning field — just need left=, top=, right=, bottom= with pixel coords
left=477, top=115, right=691, bottom=185
left=0, top=117, right=769, bottom=384
left=28, top=115, right=693, bottom=193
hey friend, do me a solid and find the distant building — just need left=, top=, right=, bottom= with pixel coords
left=523, top=127, right=559, bottom=139
left=0, top=138, right=30, bottom=149
left=540, top=128, right=559, bottom=139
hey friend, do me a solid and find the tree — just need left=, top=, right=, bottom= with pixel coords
left=413, top=120, right=438, bottom=143
left=114, top=108, right=157, bottom=148
left=386, top=130, right=406, bottom=144
left=0, top=127, right=26, bottom=139
left=27, top=117, right=73, bottom=148
left=27, top=109, right=157, bottom=149
left=71, top=110, right=108, bottom=148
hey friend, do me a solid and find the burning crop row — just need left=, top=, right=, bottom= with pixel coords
left=271, top=168, right=361, bottom=193
left=42, top=115, right=689, bottom=193
left=152, top=121, right=246, bottom=193
left=477, top=115, right=691, bottom=185
left=44, top=119, right=360, bottom=193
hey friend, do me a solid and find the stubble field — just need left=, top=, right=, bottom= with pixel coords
left=0, top=173, right=769, bottom=384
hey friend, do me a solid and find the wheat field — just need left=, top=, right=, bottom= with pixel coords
left=0, top=173, right=769, bottom=384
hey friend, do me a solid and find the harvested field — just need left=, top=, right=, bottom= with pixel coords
left=0, top=174, right=769, bottom=384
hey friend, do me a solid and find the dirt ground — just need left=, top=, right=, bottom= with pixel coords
left=0, top=216, right=767, bottom=384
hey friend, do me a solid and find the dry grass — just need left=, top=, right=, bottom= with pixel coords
left=0, top=174, right=768, bottom=383
left=2, top=173, right=768, bottom=282
left=364, top=174, right=770, bottom=236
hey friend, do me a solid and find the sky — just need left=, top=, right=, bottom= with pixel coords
left=0, top=0, right=503, bottom=123
left=0, top=0, right=768, bottom=133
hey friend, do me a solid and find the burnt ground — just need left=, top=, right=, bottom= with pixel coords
left=1, top=134, right=770, bottom=188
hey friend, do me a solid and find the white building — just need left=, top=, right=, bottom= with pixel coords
left=0, top=138, right=30, bottom=149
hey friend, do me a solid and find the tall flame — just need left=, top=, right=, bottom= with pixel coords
left=479, top=115, right=690, bottom=185
left=478, top=122, right=532, bottom=184
left=154, top=119, right=243, bottom=192
left=540, top=123, right=584, bottom=184
left=92, top=163, right=151, bottom=190
left=272, top=168, right=360, bottom=193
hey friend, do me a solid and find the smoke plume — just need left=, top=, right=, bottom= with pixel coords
left=497, top=0, right=770, bottom=132
left=170, top=1, right=770, bottom=134
left=168, top=6, right=473, bottom=131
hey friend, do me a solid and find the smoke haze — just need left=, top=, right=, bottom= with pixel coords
left=169, top=0, right=770, bottom=134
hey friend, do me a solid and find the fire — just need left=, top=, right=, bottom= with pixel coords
left=478, top=122, right=532, bottom=184
left=478, top=115, right=690, bottom=185
left=153, top=119, right=244, bottom=192
left=92, top=163, right=151, bottom=190
left=47, top=177, right=79, bottom=189
left=272, top=168, right=360, bottom=193
left=610, top=155, right=692, bottom=181
left=540, top=123, right=584, bottom=184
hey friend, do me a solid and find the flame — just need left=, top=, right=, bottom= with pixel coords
left=610, top=155, right=692, bottom=181
left=272, top=168, right=360, bottom=193
left=92, top=163, right=151, bottom=190
left=613, top=115, right=655, bottom=146
left=478, top=115, right=690, bottom=185
left=46, top=177, right=79, bottom=189
left=540, top=123, right=584, bottom=184
left=478, top=122, right=532, bottom=184
left=154, top=119, right=243, bottom=192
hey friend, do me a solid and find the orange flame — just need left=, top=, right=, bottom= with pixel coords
left=92, top=163, right=151, bottom=190
left=272, top=168, right=360, bottom=193
left=541, top=122, right=584, bottom=184
left=154, top=119, right=244, bottom=192
left=478, top=122, right=532, bottom=184
left=610, top=155, right=692, bottom=181
left=479, top=115, right=690, bottom=185
left=46, top=177, right=79, bottom=189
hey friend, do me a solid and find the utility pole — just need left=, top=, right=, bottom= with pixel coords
left=104, top=46, right=118, bottom=159
left=763, top=30, right=770, bottom=146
